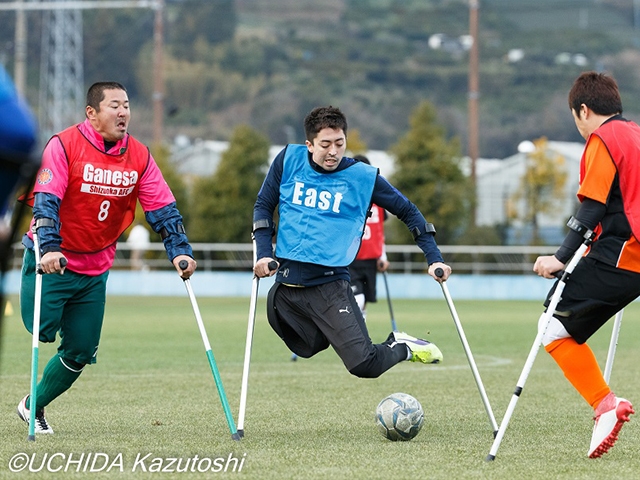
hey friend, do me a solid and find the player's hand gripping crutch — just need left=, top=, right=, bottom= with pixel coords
left=381, top=270, right=398, bottom=332
left=237, top=240, right=277, bottom=438
left=486, top=221, right=596, bottom=461
left=28, top=231, right=66, bottom=441
left=178, top=259, right=240, bottom=441
left=435, top=267, right=498, bottom=436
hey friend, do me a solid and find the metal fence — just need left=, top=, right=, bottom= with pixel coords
left=10, top=242, right=557, bottom=275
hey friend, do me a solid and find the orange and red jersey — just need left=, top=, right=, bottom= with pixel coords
left=578, top=119, right=640, bottom=272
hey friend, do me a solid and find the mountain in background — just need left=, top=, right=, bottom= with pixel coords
left=1, top=0, right=638, bottom=158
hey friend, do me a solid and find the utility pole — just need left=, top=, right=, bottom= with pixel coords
left=468, top=0, right=480, bottom=226
left=14, top=0, right=26, bottom=96
left=152, top=0, right=164, bottom=146
left=2, top=1, right=163, bottom=143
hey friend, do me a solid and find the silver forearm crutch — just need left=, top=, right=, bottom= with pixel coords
left=487, top=220, right=595, bottom=461
left=604, top=309, right=623, bottom=384
left=237, top=237, right=276, bottom=438
left=435, top=267, right=498, bottom=436
left=178, top=260, right=240, bottom=441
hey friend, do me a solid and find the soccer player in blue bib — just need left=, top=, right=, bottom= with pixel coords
left=253, top=106, right=451, bottom=378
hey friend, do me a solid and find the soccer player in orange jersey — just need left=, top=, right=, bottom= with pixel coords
left=534, top=72, right=637, bottom=458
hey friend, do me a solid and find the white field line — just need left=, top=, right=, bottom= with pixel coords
left=2, top=356, right=512, bottom=381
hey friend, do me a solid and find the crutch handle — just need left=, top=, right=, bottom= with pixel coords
left=252, top=260, right=278, bottom=278
left=36, top=257, right=67, bottom=275
left=551, top=269, right=575, bottom=282
left=434, top=267, right=444, bottom=278
left=179, top=260, right=189, bottom=270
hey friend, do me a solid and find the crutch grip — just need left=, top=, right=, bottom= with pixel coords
left=252, top=260, right=278, bottom=277
left=434, top=267, right=444, bottom=278
left=178, top=259, right=188, bottom=270
left=37, top=257, right=67, bottom=275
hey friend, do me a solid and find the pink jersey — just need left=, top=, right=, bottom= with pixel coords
left=28, top=119, right=176, bottom=275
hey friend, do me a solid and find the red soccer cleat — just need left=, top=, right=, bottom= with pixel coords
left=588, top=392, right=634, bottom=458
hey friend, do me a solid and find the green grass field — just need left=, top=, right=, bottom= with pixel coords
left=1, top=293, right=639, bottom=479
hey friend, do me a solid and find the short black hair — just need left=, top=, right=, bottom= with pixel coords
left=303, top=106, right=348, bottom=142
left=86, top=82, right=127, bottom=112
left=568, top=72, right=622, bottom=117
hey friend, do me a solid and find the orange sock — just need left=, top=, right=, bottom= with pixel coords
left=545, top=338, right=610, bottom=409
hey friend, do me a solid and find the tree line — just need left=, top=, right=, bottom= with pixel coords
left=2, top=0, right=637, bottom=160
left=144, top=98, right=565, bottom=254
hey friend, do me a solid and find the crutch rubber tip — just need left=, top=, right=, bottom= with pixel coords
left=434, top=267, right=444, bottom=278
left=178, top=260, right=188, bottom=269
left=485, top=454, right=496, bottom=462
left=237, top=429, right=244, bottom=438
left=231, top=432, right=242, bottom=441
left=28, top=435, right=35, bottom=442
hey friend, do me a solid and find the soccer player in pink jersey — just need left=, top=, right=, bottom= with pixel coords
left=16, top=82, right=196, bottom=434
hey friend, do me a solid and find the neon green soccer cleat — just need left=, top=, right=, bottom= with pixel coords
left=392, top=331, right=443, bottom=364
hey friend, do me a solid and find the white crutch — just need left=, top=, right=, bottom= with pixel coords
left=604, top=309, right=623, bottom=384
left=28, top=230, right=66, bottom=441
left=435, top=268, right=499, bottom=436
left=237, top=238, right=276, bottom=438
left=178, top=260, right=240, bottom=440
left=487, top=219, right=595, bottom=461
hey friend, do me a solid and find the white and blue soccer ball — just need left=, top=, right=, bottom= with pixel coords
left=375, top=392, right=424, bottom=441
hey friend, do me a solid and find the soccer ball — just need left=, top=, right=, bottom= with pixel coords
left=375, top=392, right=424, bottom=441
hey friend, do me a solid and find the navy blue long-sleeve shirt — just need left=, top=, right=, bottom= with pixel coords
left=253, top=146, right=444, bottom=286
